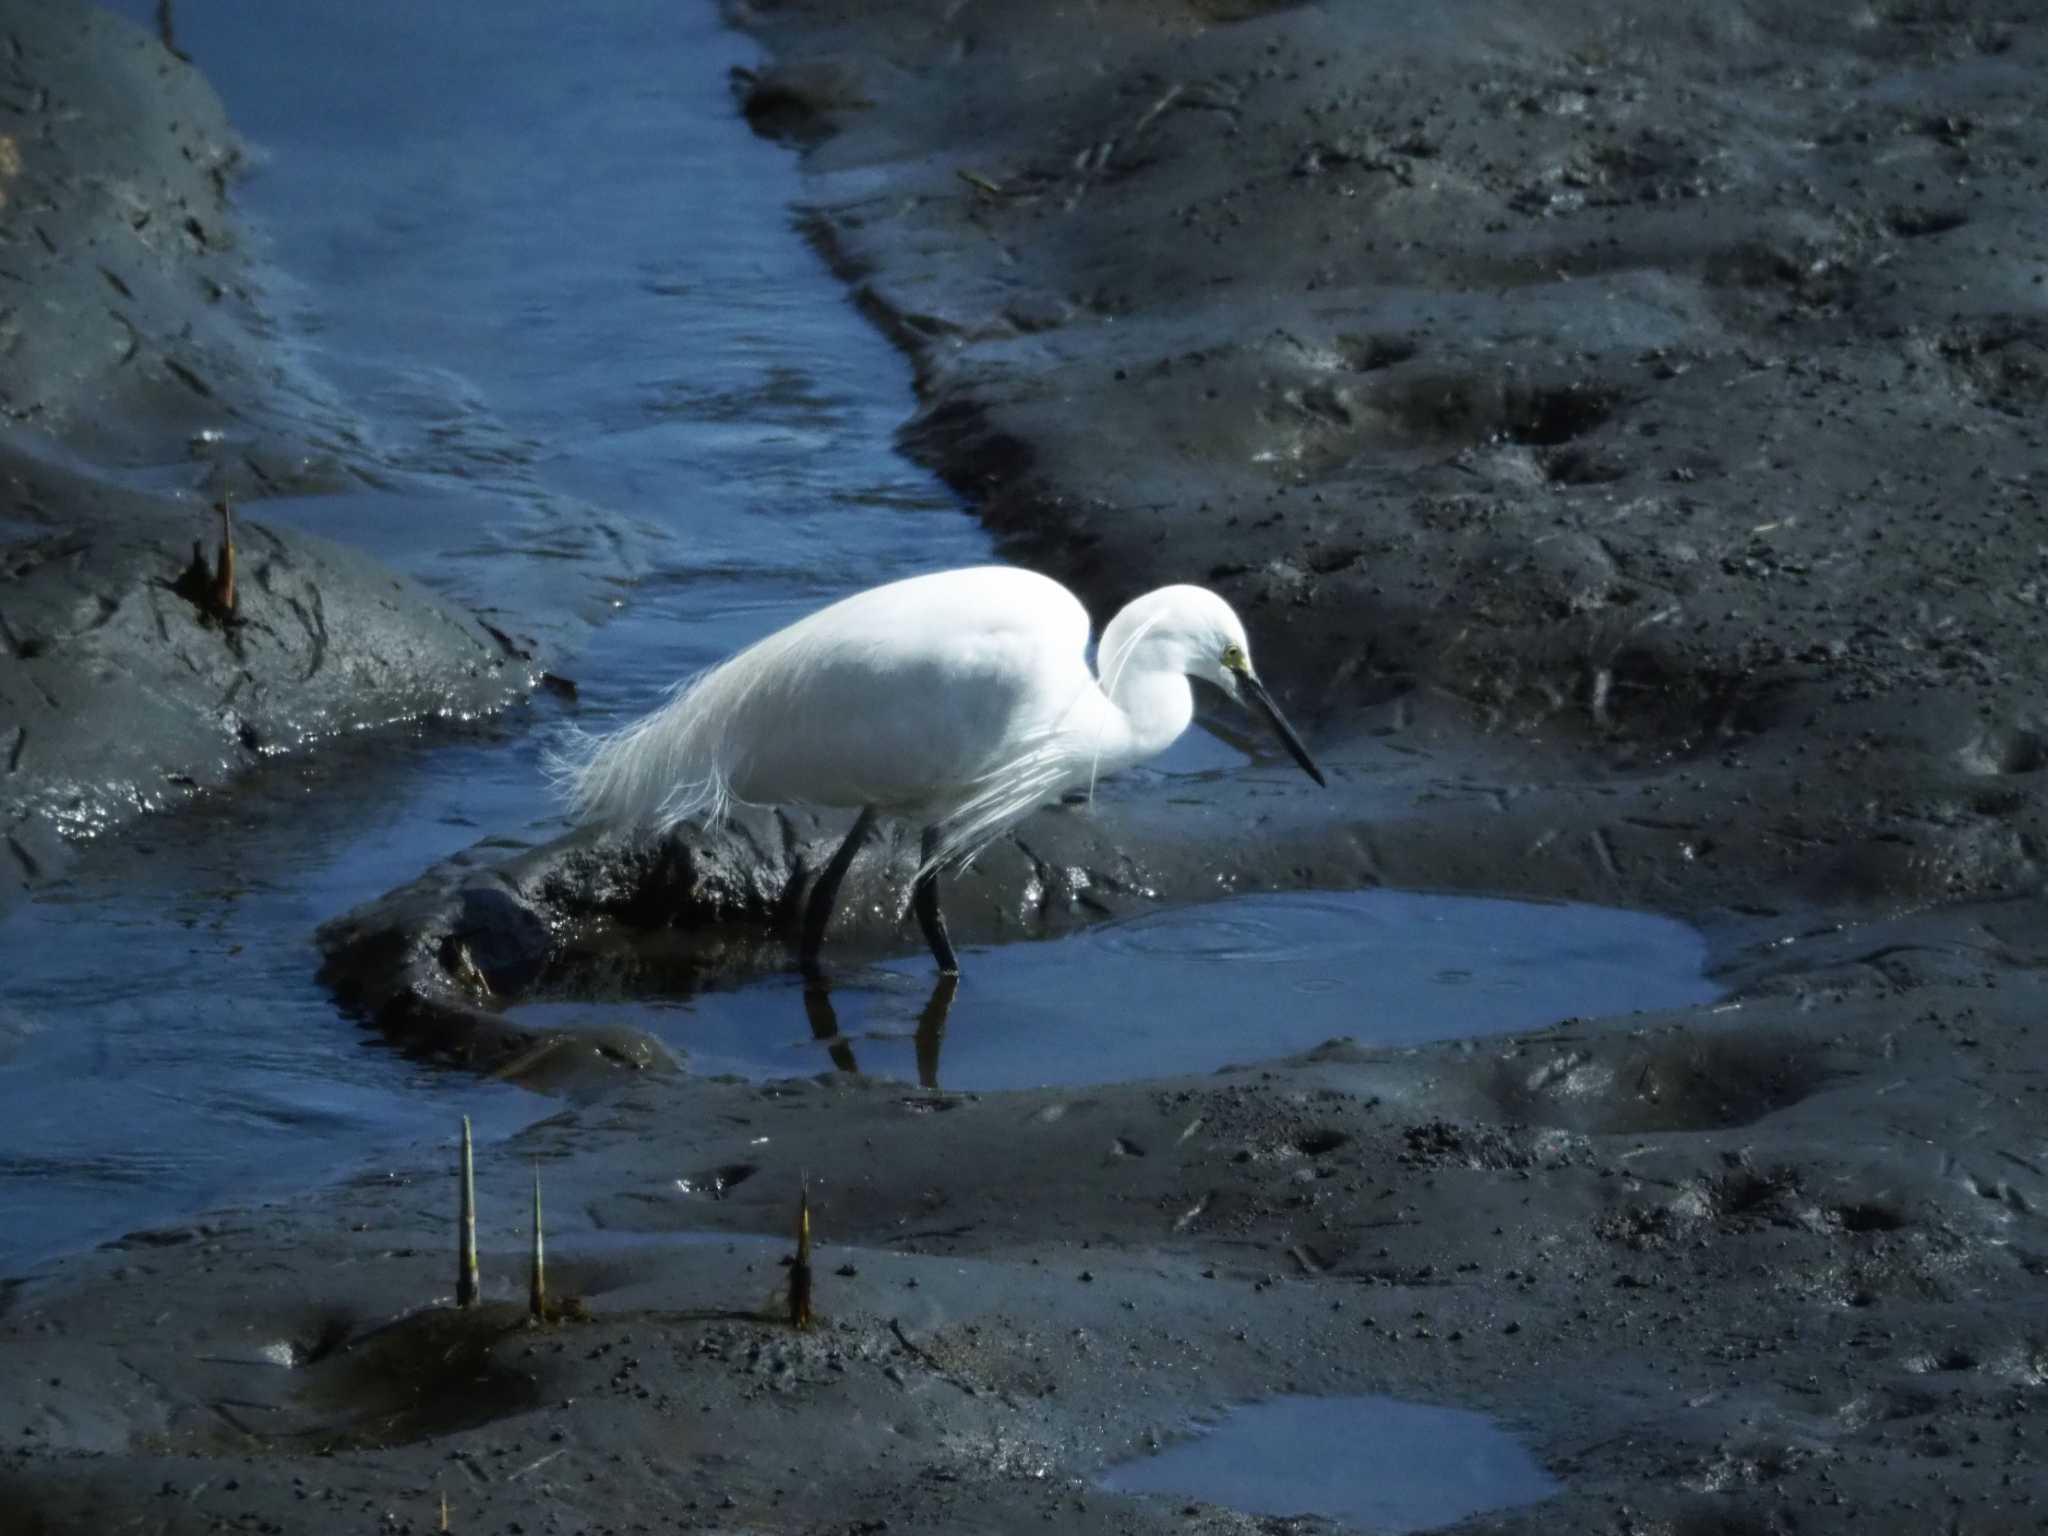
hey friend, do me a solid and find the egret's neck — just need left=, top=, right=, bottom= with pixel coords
left=1092, top=664, right=1192, bottom=772
left=1090, top=602, right=1196, bottom=773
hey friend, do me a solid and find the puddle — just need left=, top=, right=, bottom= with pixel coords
left=513, top=888, right=1718, bottom=1089
left=1101, top=1394, right=1560, bottom=1531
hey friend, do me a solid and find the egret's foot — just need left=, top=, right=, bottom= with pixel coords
left=918, top=909, right=960, bottom=977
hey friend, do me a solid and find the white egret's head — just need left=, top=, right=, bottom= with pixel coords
left=1105, top=585, right=1326, bottom=787
left=1183, top=601, right=1255, bottom=700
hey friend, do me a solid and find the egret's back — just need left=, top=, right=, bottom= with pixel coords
left=553, top=567, right=1098, bottom=861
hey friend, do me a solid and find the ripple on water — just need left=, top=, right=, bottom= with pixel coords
left=1101, top=1394, right=1560, bottom=1532
left=513, top=887, right=1719, bottom=1091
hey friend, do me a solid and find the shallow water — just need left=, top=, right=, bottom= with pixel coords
left=0, top=730, right=546, bottom=1270
left=1101, top=1394, right=1560, bottom=1531
left=0, top=0, right=982, bottom=1277
left=512, top=888, right=1716, bottom=1090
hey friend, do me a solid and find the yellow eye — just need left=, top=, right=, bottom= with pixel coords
left=1220, top=642, right=1248, bottom=673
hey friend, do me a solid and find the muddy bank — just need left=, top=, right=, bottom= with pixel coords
left=731, top=0, right=2048, bottom=908
left=0, top=3, right=533, bottom=904
left=7, top=894, right=2048, bottom=1532
left=0, top=446, right=532, bottom=903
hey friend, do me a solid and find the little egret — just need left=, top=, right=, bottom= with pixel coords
left=554, top=565, right=1324, bottom=974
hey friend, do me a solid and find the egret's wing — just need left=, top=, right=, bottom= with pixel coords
left=549, top=565, right=1098, bottom=839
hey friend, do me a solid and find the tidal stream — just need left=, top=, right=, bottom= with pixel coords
left=1, top=0, right=985, bottom=1274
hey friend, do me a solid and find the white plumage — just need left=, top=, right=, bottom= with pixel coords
left=552, top=565, right=1323, bottom=973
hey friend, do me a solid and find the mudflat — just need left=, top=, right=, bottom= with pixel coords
left=6, top=2, right=2048, bottom=1533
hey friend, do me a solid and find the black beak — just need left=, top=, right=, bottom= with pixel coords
left=1238, top=672, right=1326, bottom=787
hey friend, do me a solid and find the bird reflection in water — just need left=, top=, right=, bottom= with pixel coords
left=801, top=972, right=958, bottom=1089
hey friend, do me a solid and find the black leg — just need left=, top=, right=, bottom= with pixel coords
left=800, top=807, right=877, bottom=974
left=913, top=824, right=960, bottom=975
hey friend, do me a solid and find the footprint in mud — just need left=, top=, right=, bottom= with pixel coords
left=1476, top=1028, right=1833, bottom=1134
left=674, top=1162, right=759, bottom=1198
left=192, top=1302, right=552, bottom=1449
left=284, top=1302, right=552, bottom=1449
left=1956, top=724, right=2048, bottom=777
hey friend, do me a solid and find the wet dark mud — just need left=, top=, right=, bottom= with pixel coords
left=0, top=448, right=532, bottom=902
left=7, top=901, right=2048, bottom=1532
left=0, top=3, right=534, bottom=907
